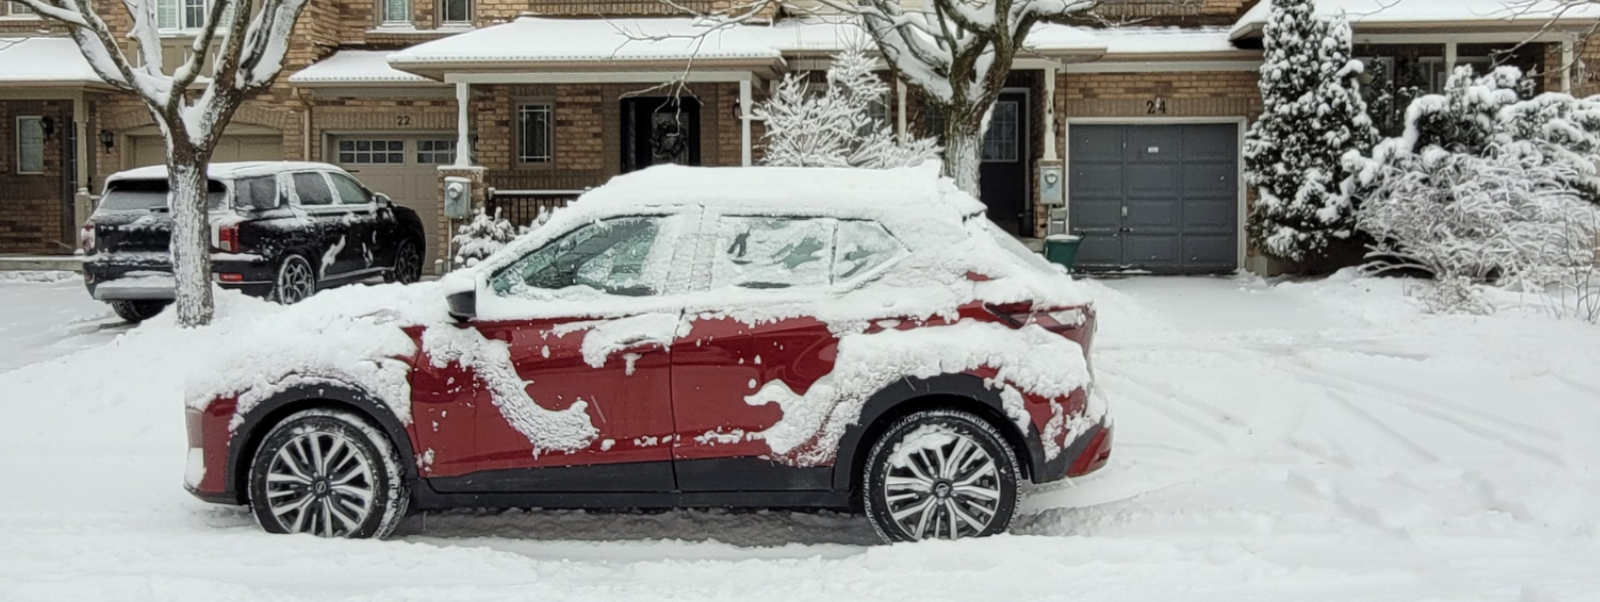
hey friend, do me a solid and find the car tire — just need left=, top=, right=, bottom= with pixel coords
left=247, top=409, right=409, bottom=539
left=863, top=409, right=1020, bottom=543
left=272, top=254, right=316, bottom=305
left=108, top=300, right=169, bottom=323
left=384, top=238, right=423, bottom=284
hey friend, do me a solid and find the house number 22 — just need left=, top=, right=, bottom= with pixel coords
left=1145, top=98, right=1168, bottom=114
left=395, top=115, right=413, bottom=126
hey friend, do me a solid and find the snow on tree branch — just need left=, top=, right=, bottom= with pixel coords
left=754, top=46, right=940, bottom=169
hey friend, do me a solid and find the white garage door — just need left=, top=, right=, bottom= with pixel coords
left=329, top=134, right=453, bottom=274
left=131, top=134, right=283, bottom=167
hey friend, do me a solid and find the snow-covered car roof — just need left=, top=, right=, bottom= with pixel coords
left=107, top=161, right=347, bottom=183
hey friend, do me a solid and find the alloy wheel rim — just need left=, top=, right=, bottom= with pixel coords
left=396, top=243, right=420, bottom=283
left=279, top=259, right=313, bottom=304
left=264, top=431, right=376, bottom=537
left=882, top=431, right=1002, bottom=540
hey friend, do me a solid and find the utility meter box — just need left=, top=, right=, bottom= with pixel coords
left=443, top=176, right=473, bottom=220
left=1039, top=165, right=1065, bottom=207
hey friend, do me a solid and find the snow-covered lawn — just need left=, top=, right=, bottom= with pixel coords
left=1, top=273, right=1598, bottom=601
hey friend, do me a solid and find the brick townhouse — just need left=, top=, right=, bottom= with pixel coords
left=1, top=0, right=1596, bottom=273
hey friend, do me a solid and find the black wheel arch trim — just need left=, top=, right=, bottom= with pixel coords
left=220, top=382, right=418, bottom=505
left=829, top=373, right=1051, bottom=493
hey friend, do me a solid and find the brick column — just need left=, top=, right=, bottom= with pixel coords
left=435, top=165, right=486, bottom=274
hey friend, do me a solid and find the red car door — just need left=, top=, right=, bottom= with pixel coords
left=414, top=213, right=695, bottom=493
left=671, top=216, right=909, bottom=491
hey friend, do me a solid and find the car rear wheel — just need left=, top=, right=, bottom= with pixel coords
left=247, top=409, right=409, bottom=539
left=273, top=254, right=315, bottom=305
left=385, top=239, right=423, bottom=284
left=108, top=300, right=169, bottom=323
left=863, top=409, right=1020, bottom=543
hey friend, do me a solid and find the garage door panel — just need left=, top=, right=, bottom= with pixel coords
left=1183, top=125, right=1237, bottom=160
left=1071, top=126, right=1123, bottom=160
left=1183, top=198, right=1236, bottom=230
left=132, top=134, right=282, bottom=168
left=1072, top=199, right=1123, bottom=231
left=1125, top=164, right=1179, bottom=199
left=1074, top=234, right=1123, bottom=269
left=1182, top=234, right=1237, bottom=270
left=1126, top=200, right=1179, bottom=231
left=1071, top=164, right=1124, bottom=198
left=1126, top=127, right=1181, bottom=163
left=1182, top=163, right=1236, bottom=198
left=1123, top=234, right=1180, bottom=266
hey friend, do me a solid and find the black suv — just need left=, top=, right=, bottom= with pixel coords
left=81, top=162, right=427, bottom=322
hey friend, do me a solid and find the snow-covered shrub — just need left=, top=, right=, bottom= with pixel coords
left=1243, top=0, right=1379, bottom=263
left=1348, top=142, right=1598, bottom=312
left=453, top=208, right=518, bottom=268
left=1495, top=92, right=1600, bottom=205
left=753, top=46, right=940, bottom=169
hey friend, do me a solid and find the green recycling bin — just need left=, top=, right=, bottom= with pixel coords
left=1043, top=235, right=1082, bottom=272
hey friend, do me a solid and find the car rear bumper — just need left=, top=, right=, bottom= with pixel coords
left=85, top=254, right=275, bottom=301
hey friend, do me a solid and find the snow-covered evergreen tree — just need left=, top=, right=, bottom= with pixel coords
left=1244, top=0, right=1379, bottom=263
left=754, top=46, right=940, bottom=169
left=453, top=208, right=518, bottom=268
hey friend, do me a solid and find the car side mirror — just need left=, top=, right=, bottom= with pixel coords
left=446, top=289, right=476, bottom=322
left=374, top=192, right=393, bottom=207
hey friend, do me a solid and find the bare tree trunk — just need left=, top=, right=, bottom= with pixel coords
left=943, top=111, right=983, bottom=198
left=167, top=140, right=214, bottom=327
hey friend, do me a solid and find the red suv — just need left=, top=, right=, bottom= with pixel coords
left=185, top=165, right=1109, bottom=542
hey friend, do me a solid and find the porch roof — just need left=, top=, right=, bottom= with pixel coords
left=288, top=50, right=437, bottom=86
left=387, top=17, right=785, bottom=81
left=0, top=38, right=108, bottom=89
left=1086, top=26, right=1254, bottom=61
left=752, top=19, right=1107, bottom=59
left=1229, top=0, right=1600, bottom=40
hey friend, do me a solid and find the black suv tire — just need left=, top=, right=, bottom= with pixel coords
left=109, top=300, right=170, bottom=323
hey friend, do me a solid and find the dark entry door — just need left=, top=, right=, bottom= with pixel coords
left=622, top=97, right=701, bottom=173
left=1068, top=123, right=1238, bottom=274
left=979, top=91, right=1030, bottom=236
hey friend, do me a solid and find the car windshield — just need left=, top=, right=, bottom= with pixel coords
left=99, top=178, right=229, bottom=212
left=970, top=217, right=1059, bottom=274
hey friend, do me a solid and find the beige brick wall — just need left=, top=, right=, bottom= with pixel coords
left=1060, top=70, right=1263, bottom=119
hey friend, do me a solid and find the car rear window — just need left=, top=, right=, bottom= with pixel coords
left=234, top=176, right=280, bottom=210
left=99, top=178, right=227, bottom=212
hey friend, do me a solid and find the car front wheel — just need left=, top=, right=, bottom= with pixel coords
left=109, top=300, right=169, bottom=323
left=247, top=409, right=409, bottom=539
left=863, top=409, right=1020, bottom=543
left=272, top=254, right=316, bottom=304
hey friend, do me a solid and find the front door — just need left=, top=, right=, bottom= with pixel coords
left=622, top=97, right=701, bottom=173
left=413, top=213, right=696, bottom=493
left=979, top=91, right=1031, bottom=236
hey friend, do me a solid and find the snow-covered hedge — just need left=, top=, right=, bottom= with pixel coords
left=453, top=207, right=530, bottom=268
left=1342, top=66, right=1600, bottom=315
left=753, top=46, right=940, bottom=170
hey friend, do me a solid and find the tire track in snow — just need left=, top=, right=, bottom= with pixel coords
left=1311, top=365, right=1558, bottom=441
left=1324, top=390, right=1441, bottom=463
left=1098, top=369, right=1233, bottom=445
left=1292, top=367, right=1564, bottom=466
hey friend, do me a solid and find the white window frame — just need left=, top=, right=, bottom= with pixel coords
left=517, top=103, right=554, bottom=165
left=3, top=1, right=39, bottom=19
left=416, top=139, right=457, bottom=165
left=15, top=116, right=44, bottom=175
left=438, top=0, right=471, bottom=25
left=156, top=0, right=227, bottom=32
left=379, top=0, right=410, bottom=26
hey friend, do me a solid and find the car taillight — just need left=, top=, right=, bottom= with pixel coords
left=79, top=224, right=95, bottom=255
left=216, top=273, right=243, bottom=283
left=215, top=223, right=240, bottom=253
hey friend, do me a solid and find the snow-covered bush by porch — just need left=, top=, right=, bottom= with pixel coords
left=453, top=208, right=518, bottom=267
left=754, top=46, right=939, bottom=169
left=1243, top=0, right=1378, bottom=263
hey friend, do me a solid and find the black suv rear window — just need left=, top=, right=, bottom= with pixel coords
left=100, top=179, right=228, bottom=211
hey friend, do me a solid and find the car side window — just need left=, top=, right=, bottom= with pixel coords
left=833, top=220, right=907, bottom=281
left=233, top=176, right=279, bottom=210
left=711, top=216, right=835, bottom=290
left=328, top=173, right=372, bottom=206
left=292, top=172, right=334, bottom=207
left=491, top=216, right=670, bottom=298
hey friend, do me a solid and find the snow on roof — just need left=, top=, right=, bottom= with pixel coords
left=1091, top=26, right=1246, bottom=57
left=1230, top=0, right=1600, bottom=39
left=753, top=20, right=1104, bottom=56
left=0, top=37, right=104, bottom=86
left=388, top=17, right=783, bottom=67
left=572, top=162, right=985, bottom=217
left=288, top=50, right=436, bottom=86
left=1023, top=24, right=1111, bottom=55
left=109, top=162, right=344, bottom=182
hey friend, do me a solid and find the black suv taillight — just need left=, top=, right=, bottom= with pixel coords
left=79, top=224, right=95, bottom=255
left=215, top=223, right=240, bottom=253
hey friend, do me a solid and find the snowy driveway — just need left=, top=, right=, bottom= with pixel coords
left=1, top=274, right=1598, bottom=601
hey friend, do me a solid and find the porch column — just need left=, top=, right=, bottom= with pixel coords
left=454, top=82, right=471, bottom=168
left=1444, top=42, right=1458, bottom=75
left=1562, top=40, right=1575, bottom=92
left=896, top=78, right=907, bottom=138
left=1042, top=65, right=1058, bottom=162
left=739, top=77, right=753, bottom=166
left=72, top=93, right=91, bottom=229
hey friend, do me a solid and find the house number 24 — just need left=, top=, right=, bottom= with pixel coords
left=1145, top=98, right=1168, bottom=114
